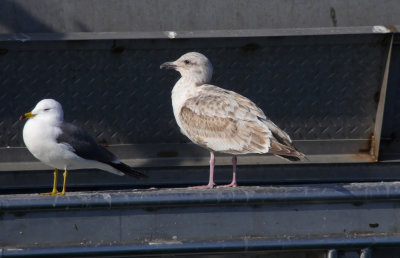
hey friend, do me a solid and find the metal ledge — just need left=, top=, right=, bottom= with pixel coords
left=2, top=162, right=400, bottom=194
left=2, top=182, right=400, bottom=257
left=2, top=182, right=400, bottom=211
left=1, top=237, right=400, bottom=258
left=0, top=140, right=375, bottom=172
left=0, top=153, right=376, bottom=172
left=0, top=26, right=396, bottom=42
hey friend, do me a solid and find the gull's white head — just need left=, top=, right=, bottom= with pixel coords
left=160, top=52, right=213, bottom=85
left=20, top=99, right=64, bottom=122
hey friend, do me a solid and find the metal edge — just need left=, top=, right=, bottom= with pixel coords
left=0, top=26, right=397, bottom=42
left=373, top=35, right=394, bottom=161
left=0, top=139, right=376, bottom=171
left=1, top=182, right=400, bottom=211
left=0, top=153, right=376, bottom=172
left=1, top=236, right=400, bottom=257
left=360, top=247, right=372, bottom=258
left=327, top=249, right=338, bottom=258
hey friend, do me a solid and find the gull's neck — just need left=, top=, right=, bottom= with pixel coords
left=181, top=74, right=209, bottom=85
left=172, top=77, right=201, bottom=95
left=171, top=76, right=202, bottom=126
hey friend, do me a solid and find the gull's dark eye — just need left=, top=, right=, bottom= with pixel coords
left=184, top=60, right=190, bottom=65
left=44, top=108, right=50, bottom=111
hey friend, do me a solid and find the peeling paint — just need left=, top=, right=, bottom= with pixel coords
left=102, top=193, right=112, bottom=208
left=149, top=239, right=182, bottom=245
left=165, top=31, right=177, bottom=39
left=372, top=26, right=391, bottom=33
left=14, top=33, right=31, bottom=42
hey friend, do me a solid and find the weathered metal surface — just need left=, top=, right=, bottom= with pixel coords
left=1, top=182, right=400, bottom=257
left=0, top=0, right=399, bottom=33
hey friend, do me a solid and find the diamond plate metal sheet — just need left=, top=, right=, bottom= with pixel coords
left=0, top=35, right=388, bottom=148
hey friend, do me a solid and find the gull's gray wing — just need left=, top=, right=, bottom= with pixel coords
left=56, top=122, right=147, bottom=178
left=57, top=122, right=117, bottom=163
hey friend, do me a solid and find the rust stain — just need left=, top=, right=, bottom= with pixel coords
left=385, top=25, right=398, bottom=32
left=369, top=223, right=379, bottom=228
left=330, top=7, right=337, bottom=27
left=98, top=139, right=110, bottom=147
left=370, top=135, right=378, bottom=162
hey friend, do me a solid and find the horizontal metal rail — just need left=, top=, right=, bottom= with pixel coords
left=0, top=237, right=395, bottom=258
left=0, top=26, right=396, bottom=42
left=2, top=182, right=400, bottom=211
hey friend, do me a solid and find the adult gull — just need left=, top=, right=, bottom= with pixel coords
left=20, top=99, right=147, bottom=195
left=160, top=52, right=305, bottom=188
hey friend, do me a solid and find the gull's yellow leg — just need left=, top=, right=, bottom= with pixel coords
left=41, top=168, right=59, bottom=195
left=58, top=169, right=68, bottom=195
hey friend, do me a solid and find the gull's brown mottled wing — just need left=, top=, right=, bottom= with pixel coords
left=179, top=84, right=305, bottom=160
left=179, top=85, right=272, bottom=154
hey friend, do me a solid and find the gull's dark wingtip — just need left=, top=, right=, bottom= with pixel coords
left=277, top=155, right=302, bottom=162
left=107, top=162, right=148, bottom=179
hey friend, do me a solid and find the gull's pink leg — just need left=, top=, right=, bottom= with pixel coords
left=217, top=155, right=238, bottom=188
left=189, top=151, right=216, bottom=189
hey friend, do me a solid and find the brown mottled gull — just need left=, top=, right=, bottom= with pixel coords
left=160, top=52, right=305, bottom=188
